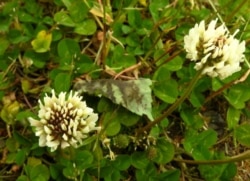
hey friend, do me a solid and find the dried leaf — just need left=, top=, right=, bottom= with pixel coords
left=74, top=79, right=153, bottom=120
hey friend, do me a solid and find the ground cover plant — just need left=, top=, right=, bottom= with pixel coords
left=0, top=0, right=250, bottom=180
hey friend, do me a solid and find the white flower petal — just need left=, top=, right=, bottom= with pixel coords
left=184, top=19, right=245, bottom=79
left=29, top=89, right=99, bottom=152
left=29, top=118, right=42, bottom=127
left=38, top=135, right=47, bottom=147
left=61, top=141, right=70, bottom=149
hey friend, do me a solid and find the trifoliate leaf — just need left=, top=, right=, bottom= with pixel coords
left=54, top=11, right=75, bottom=27
left=31, top=30, right=52, bottom=53
left=74, top=79, right=153, bottom=120
left=234, top=123, right=250, bottom=147
left=74, top=19, right=97, bottom=35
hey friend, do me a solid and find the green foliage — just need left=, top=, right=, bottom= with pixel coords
left=199, top=163, right=237, bottom=181
left=226, top=106, right=241, bottom=130
left=234, top=123, right=250, bottom=147
left=153, top=64, right=179, bottom=103
left=150, top=138, right=175, bottom=164
left=24, top=164, right=50, bottom=181
left=225, top=83, right=250, bottom=109
left=184, top=129, right=218, bottom=160
left=0, top=0, right=250, bottom=180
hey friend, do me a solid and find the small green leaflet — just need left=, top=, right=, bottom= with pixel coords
left=74, top=79, right=153, bottom=120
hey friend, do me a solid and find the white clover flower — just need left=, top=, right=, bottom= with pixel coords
left=29, top=90, right=100, bottom=152
left=184, top=19, right=245, bottom=79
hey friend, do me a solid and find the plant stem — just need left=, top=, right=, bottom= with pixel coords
left=174, top=150, right=250, bottom=165
left=137, top=69, right=203, bottom=135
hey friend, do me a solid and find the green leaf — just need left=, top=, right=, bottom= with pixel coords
left=122, top=25, right=133, bottom=34
left=21, top=78, right=32, bottom=94
left=75, top=54, right=97, bottom=74
left=131, top=152, right=149, bottom=169
left=49, top=164, right=61, bottom=180
left=81, top=135, right=98, bottom=146
left=199, top=162, right=236, bottom=181
left=51, top=29, right=62, bottom=41
left=61, top=0, right=72, bottom=8
left=164, top=56, right=183, bottom=71
left=74, top=79, right=153, bottom=120
left=23, top=50, right=49, bottom=68
left=126, top=32, right=140, bottom=47
left=15, top=149, right=27, bottom=165
left=16, top=175, right=29, bottom=181
left=31, top=30, right=52, bottom=53
left=117, top=108, right=140, bottom=126
left=199, top=164, right=224, bottom=181
left=8, top=29, right=29, bottom=44
left=154, top=49, right=169, bottom=66
left=180, top=109, right=204, bottom=129
left=74, top=19, right=97, bottom=35
left=0, top=37, right=9, bottom=55
left=135, top=164, right=157, bottom=181
left=128, top=9, right=142, bottom=28
left=18, top=11, right=38, bottom=23
left=27, top=157, right=42, bottom=166
left=97, top=97, right=116, bottom=112
left=234, top=123, right=250, bottom=146
left=54, top=11, right=75, bottom=27
left=100, top=165, right=121, bottom=181
left=57, top=38, right=81, bottom=59
left=6, top=137, right=19, bottom=152
left=149, top=0, right=169, bottom=24
left=54, top=72, right=71, bottom=92
left=183, top=129, right=217, bottom=159
left=13, top=131, right=31, bottom=145
left=152, top=139, right=174, bottom=164
left=74, top=150, right=94, bottom=169
left=225, top=84, right=250, bottom=109
left=6, top=152, right=16, bottom=163
left=103, top=112, right=121, bottom=136
left=153, top=65, right=178, bottom=103
left=99, top=103, right=139, bottom=126
left=30, top=164, right=50, bottom=181
left=107, top=45, right=137, bottom=68
left=63, top=164, right=76, bottom=179
left=0, top=17, right=11, bottom=32
left=220, top=163, right=237, bottom=180
left=212, top=78, right=224, bottom=91
left=190, top=91, right=205, bottom=108
left=112, top=155, right=131, bottom=170
left=227, top=106, right=241, bottom=130
left=16, top=110, right=35, bottom=122
left=156, top=170, right=180, bottom=181
left=1, top=101, right=20, bottom=125
left=69, top=0, right=89, bottom=22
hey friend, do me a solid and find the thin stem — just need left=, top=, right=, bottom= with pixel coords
left=174, top=150, right=250, bottom=165
left=141, top=31, right=164, bottom=67
left=208, top=0, right=229, bottom=32
left=157, top=50, right=182, bottom=67
left=225, top=0, right=248, bottom=23
left=204, top=79, right=234, bottom=104
left=137, top=68, right=203, bottom=135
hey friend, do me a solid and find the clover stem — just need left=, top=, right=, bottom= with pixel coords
left=174, top=150, right=250, bottom=165
left=137, top=68, right=203, bottom=135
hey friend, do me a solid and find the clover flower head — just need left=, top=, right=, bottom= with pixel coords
left=29, top=90, right=100, bottom=152
left=184, top=19, right=245, bottom=79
